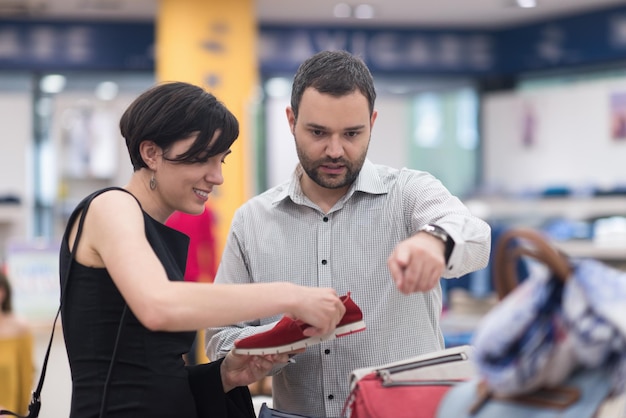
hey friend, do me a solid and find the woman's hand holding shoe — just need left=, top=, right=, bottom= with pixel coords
left=220, top=351, right=290, bottom=392
left=289, top=287, right=345, bottom=337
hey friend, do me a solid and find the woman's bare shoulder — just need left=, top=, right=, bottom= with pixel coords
left=85, top=189, right=144, bottom=226
left=90, top=188, right=140, bottom=210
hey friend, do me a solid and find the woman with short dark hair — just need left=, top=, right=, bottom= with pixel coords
left=60, top=81, right=345, bottom=418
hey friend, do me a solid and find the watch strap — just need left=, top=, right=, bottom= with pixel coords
left=418, top=224, right=455, bottom=264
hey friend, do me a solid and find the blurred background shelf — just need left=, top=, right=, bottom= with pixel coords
left=467, top=196, right=626, bottom=221
left=554, top=240, right=626, bottom=260
left=0, top=205, right=22, bottom=224
left=466, top=196, right=626, bottom=263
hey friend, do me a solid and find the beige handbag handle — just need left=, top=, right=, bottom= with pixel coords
left=493, top=227, right=571, bottom=300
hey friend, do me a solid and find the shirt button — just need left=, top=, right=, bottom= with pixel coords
left=321, top=259, right=327, bottom=265
left=323, top=216, right=329, bottom=222
left=328, top=394, right=334, bottom=400
left=324, top=349, right=330, bottom=354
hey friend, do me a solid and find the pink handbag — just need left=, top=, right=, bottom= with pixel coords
left=342, top=345, right=475, bottom=418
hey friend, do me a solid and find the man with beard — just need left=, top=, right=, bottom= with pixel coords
left=206, top=50, right=491, bottom=418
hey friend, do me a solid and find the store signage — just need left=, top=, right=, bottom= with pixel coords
left=1, top=3, right=626, bottom=74
left=258, top=27, right=494, bottom=74
left=0, top=20, right=153, bottom=70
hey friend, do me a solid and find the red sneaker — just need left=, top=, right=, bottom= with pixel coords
left=233, top=293, right=366, bottom=355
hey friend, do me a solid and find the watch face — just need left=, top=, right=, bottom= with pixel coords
left=421, top=224, right=448, bottom=243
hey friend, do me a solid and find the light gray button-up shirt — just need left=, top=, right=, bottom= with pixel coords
left=206, top=159, right=491, bottom=418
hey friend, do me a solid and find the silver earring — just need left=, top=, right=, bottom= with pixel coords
left=150, top=173, right=156, bottom=190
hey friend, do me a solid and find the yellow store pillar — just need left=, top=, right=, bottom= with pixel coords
left=156, top=0, right=257, bottom=256
left=156, top=0, right=258, bottom=363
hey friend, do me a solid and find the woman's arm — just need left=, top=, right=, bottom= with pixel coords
left=70, top=190, right=344, bottom=334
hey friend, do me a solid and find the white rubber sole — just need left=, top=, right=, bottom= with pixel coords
left=233, top=320, right=366, bottom=355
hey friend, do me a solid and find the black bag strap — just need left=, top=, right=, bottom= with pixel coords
left=98, top=305, right=128, bottom=418
left=0, top=187, right=132, bottom=418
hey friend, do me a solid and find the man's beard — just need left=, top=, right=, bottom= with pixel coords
left=295, top=139, right=366, bottom=190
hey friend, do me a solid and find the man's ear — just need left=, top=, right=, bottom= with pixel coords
left=286, top=106, right=296, bottom=135
left=139, top=140, right=160, bottom=170
left=370, top=109, right=378, bottom=130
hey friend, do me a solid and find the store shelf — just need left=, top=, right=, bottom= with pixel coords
left=466, top=196, right=626, bottom=221
left=464, top=196, right=626, bottom=263
left=0, top=205, right=21, bottom=224
left=554, top=240, right=626, bottom=260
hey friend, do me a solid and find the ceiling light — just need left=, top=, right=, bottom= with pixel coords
left=516, top=0, right=536, bottom=9
left=354, top=4, right=375, bottom=19
left=40, top=74, right=66, bottom=94
left=265, top=77, right=291, bottom=98
left=334, top=3, right=351, bottom=18
left=95, top=81, right=119, bottom=101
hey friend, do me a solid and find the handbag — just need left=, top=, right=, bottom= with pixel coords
left=436, top=227, right=626, bottom=418
left=436, top=365, right=615, bottom=418
left=258, top=402, right=318, bottom=418
left=341, top=345, right=475, bottom=418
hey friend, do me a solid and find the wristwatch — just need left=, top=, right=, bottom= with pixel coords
left=418, top=224, right=449, bottom=244
left=417, top=224, right=454, bottom=264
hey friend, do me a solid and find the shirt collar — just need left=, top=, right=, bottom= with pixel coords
left=272, top=159, right=387, bottom=206
left=352, top=159, right=387, bottom=195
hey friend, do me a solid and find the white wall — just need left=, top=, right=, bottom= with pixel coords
left=265, top=95, right=297, bottom=188
left=483, top=78, right=626, bottom=194
left=368, top=95, right=409, bottom=168
left=0, top=84, right=33, bottom=256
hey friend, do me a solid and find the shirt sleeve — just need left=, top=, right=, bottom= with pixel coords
left=402, top=169, right=492, bottom=278
left=204, top=210, right=278, bottom=362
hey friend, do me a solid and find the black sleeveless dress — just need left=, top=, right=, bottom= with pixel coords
left=59, top=188, right=253, bottom=418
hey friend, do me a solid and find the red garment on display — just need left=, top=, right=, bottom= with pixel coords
left=165, top=206, right=218, bottom=283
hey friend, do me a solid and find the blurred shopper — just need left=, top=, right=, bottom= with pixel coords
left=206, top=50, right=491, bottom=417
left=0, top=271, right=34, bottom=416
left=60, top=81, right=345, bottom=418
